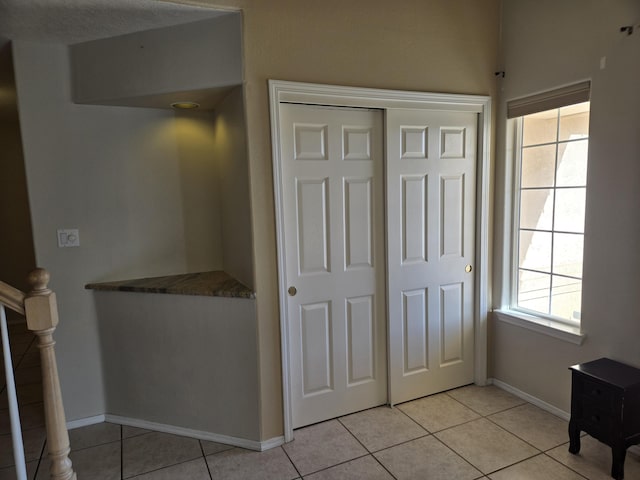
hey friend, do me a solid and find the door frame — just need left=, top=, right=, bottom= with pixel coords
left=269, top=80, right=491, bottom=442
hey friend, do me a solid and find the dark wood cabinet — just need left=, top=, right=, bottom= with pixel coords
left=569, top=358, right=640, bottom=480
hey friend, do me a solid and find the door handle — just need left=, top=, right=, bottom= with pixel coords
left=465, top=265, right=473, bottom=273
left=288, top=286, right=297, bottom=296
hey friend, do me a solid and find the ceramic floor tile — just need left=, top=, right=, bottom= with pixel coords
left=489, top=404, right=569, bottom=451
left=488, top=454, right=585, bottom=480
left=14, top=366, right=41, bottom=387
left=304, top=455, right=393, bottom=479
left=206, top=446, right=298, bottom=480
left=339, top=406, right=427, bottom=452
left=122, top=425, right=153, bottom=438
left=128, top=457, right=210, bottom=479
left=69, top=422, right=121, bottom=451
left=200, top=439, right=234, bottom=456
left=8, top=322, right=29, bottom=335
left=374, top=435, right=482, bottom=480
left=7, top=341, right=31, bottom=357
left=8, top=330, right=33, bottom=343
left=447, top=385, right=525, bottom=416
left=0, top=403, right=44, bottom=434
left=123, top=431, right=202, bottom=478
left=16, top=351, right=41, bottom=369
left=398, top=392, right=480, bottom=433
left=283, top=420, right=367, bottom=475
left=0, top=427, right=46, bottom=467
left=37, top=441, right=121, bottom=480
left=0, top=460, right=38, bottom=480
left=0, top=383, right=43, bottom=409
left=435, top=418, right=538, bottom=474
left=547, top=435, right=640, bottom=480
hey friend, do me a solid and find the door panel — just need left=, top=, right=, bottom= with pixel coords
left=402, top=175, right=428, bottom=264
left=346, top=295, right=375, bottom=384
left=387, top=109, right=477, bottom=405
left=280, top=104, right=386, bottom=428
left=300, top=301, right=332, bottom=395
left=402, top=288, right=428, bottom=373
left=344, top=178, right=373, bottom=269
left=297, top=178, right=330, bottom=274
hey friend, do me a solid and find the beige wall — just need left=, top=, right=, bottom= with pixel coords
left=213, top=86, right=254, bottom=289
left=71, top=14, right=242, bottom=104
left=96, top=291, right=260, bottom=441
left=492, top=0, right=640, bottom=412
left=176, top=0, right=501, bottom=439
left=13, top=41, right=225, bottom=419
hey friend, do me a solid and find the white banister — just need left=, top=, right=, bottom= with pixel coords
left=0, top=304, right=27, bottom=480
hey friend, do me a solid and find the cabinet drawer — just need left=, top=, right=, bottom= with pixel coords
left=577, top=377, right=615, bottom=408
left=581, top=401, right=613, bottom=440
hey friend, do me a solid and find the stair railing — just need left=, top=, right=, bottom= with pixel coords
left=0, top=268, right=76, bottom=480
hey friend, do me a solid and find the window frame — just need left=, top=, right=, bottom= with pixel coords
left=495, top=82, right=591, bottom=344
left=510, top=111, right=588, bottom=328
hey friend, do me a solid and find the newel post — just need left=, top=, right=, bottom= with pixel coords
left=24, top=269, right=76, bottom=480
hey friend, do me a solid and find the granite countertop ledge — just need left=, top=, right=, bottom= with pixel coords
left=85, top=271, right=255, bottom=299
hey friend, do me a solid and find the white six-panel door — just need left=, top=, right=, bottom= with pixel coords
left=279, top=104, right=387, bottom=428
left=386, top=109, right=477, bottom=404
left=278, top=102, right=478, bottom=428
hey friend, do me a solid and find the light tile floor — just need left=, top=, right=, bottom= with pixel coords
left=2, top=322, right=640, bottom=479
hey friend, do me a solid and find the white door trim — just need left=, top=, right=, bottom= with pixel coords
left=269, top=80, right=491, bottom=442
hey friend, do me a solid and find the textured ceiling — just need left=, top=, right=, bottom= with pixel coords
left=0, top=0, right=230, bottom=45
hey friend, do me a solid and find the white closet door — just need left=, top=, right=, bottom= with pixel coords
left=280, top=104, right=387, bottom=428
left=386, top=109, right=477, bottom=405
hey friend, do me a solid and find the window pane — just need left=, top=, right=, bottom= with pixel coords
left=518, top=270, right=550, bottom=314
left=515, top=101, right=589, bottom=324
left=559, top=102, right=590, bottom=141
left=556, top=140, right=588, bottom=187
left=553, top=233, right=584, bottom=277
left=554, top=188, right=586, bottom=233
left=519, top=230, right=551, bottom=272
left=550, top=275, right=582, bottom=322
left=521, top=145, right=556, bottom=188
left=522, top=109, right=558, bottom=146
left=520, top=189, right=554, bottom=230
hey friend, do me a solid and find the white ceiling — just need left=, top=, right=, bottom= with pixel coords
left=0, top=0, right=230, bottom=45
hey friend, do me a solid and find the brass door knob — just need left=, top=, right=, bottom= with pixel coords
left=465, top=265, right=473, bottom=273
left=288, top=286, right=297, bottom=296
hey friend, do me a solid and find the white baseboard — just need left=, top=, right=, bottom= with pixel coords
left=67, top=414, right=106, bottom=430
left=104, top=414, right=284, bottom=452
left=488, top=378, right=570, bottom=421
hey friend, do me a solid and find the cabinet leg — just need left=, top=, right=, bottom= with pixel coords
left=611, top=446, right=626, bottom=480
left=568, top=420, right=581, bottom=454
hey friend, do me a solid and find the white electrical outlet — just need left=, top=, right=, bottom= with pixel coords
left=57, top=229, right=80, bottom=248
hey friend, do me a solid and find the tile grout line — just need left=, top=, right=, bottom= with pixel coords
left=429, top=431, right=487, bottom=478
left=479, top=400, right=592, bottom=478
left=198, top=439, right=215, bottom=480
left=120, top=424, right=124, bottom=480
left=34, top=437, right=46, bottom=480
left=393, top=401, right=436, bottom=434
left=482, top=410, right=564, bottom=454
left=436, top=389, right=549, bottom=477
left=541, top=452, right=590, bottom=480
left=279, top=445, right=303, bottom=479
left=335, top=415, right=399, bottom=479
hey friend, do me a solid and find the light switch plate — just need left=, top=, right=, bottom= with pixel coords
left=57, top=229, right=80, bottom=248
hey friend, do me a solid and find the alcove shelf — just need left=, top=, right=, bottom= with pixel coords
left=85, top=270, right=254, bottom=299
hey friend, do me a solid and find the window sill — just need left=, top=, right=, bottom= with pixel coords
left=493, top=309, right=586, bottom=345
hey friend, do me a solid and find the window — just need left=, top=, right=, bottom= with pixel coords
left=513, top=101, right=590, bottom=325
